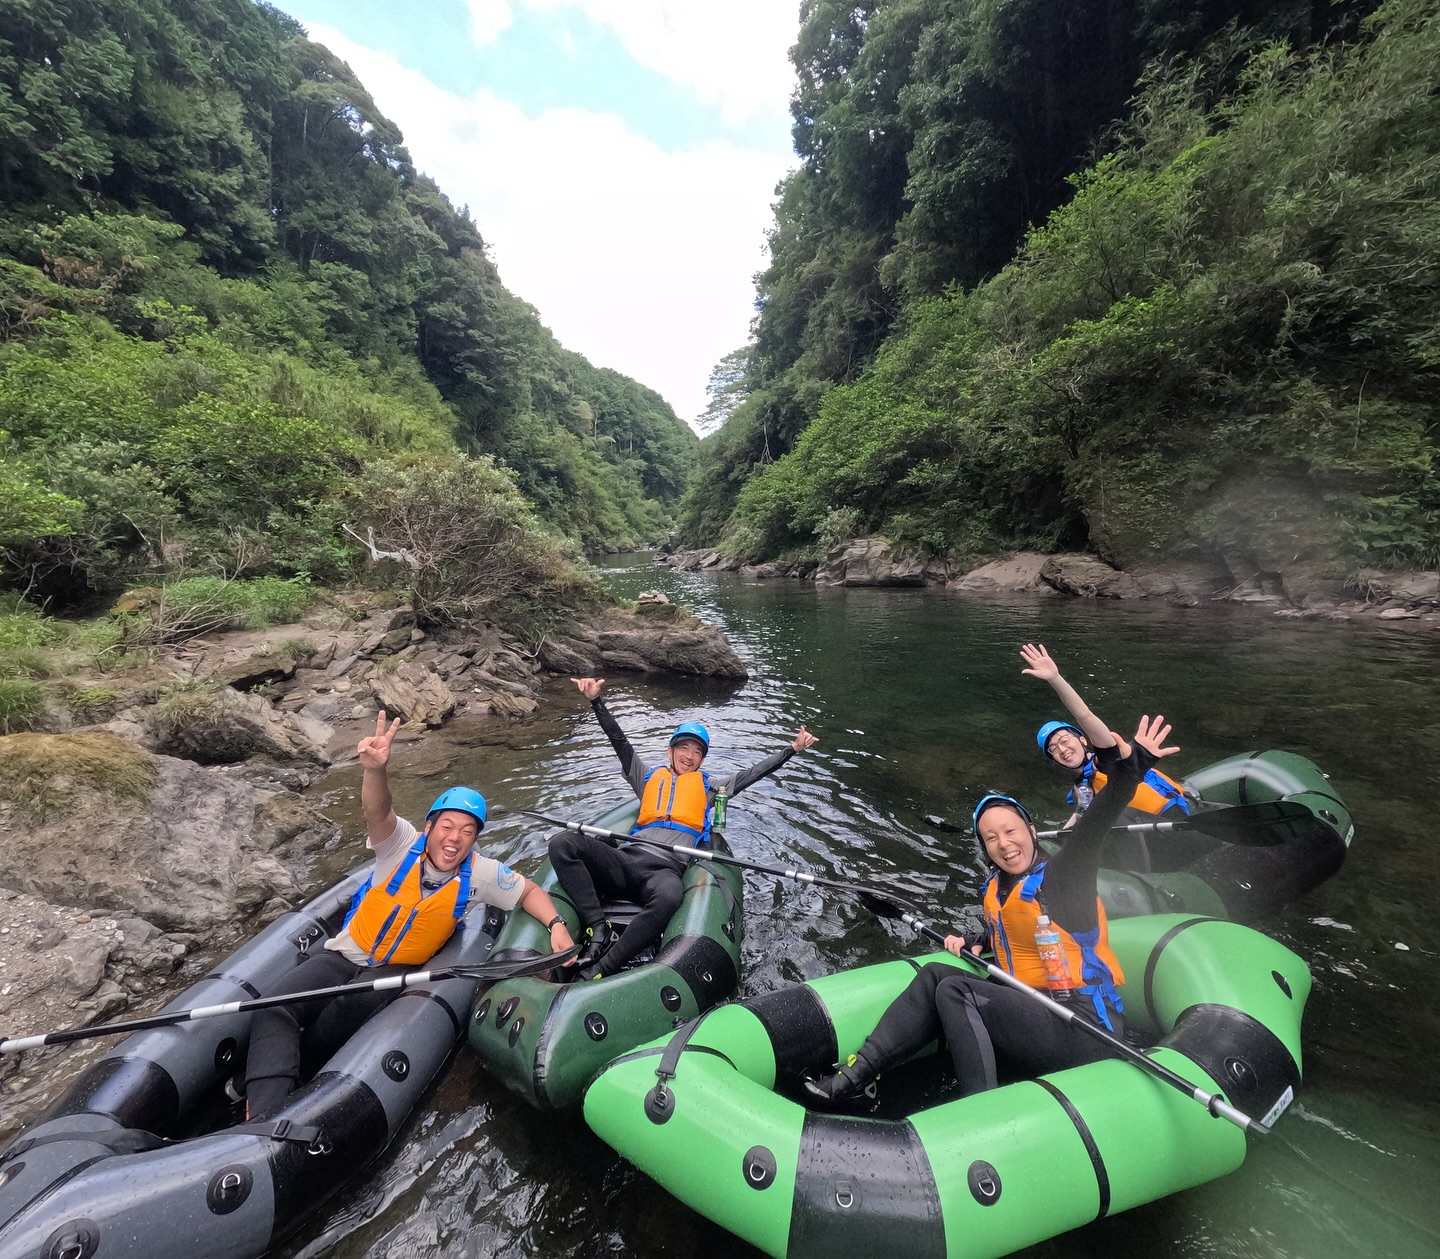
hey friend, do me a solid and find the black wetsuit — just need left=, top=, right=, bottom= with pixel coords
left=850, top=742, right=1151, bottom=1096
left=549, top=698, right=793, bottom=976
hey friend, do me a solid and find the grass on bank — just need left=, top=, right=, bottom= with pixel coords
left=0, top=731, right=157, bottom=817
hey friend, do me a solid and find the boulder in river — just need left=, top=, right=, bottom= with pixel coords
left=948, top=552, right=1054, bottom=594
left=542, top=608, right=747, bottom=680
left=817, top=539, right=928, bottom=587
left=1040, top=554, right=1144, bottom=599
left=369, top=662, right=458, bottom=727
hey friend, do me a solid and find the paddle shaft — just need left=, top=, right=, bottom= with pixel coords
left=901, top=915, right=1268, bottom=1134
left=0, top=947, right=578, bottom=1055
left=523, top=812, right=868, bottom=895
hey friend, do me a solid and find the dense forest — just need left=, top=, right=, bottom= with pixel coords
left=0, top=0, right=695, bottom=610
left=685, top=0, right=1439, bottom=585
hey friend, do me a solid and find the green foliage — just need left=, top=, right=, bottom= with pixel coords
left=708, top=0, right=1440, bottom=576
left=0, top=679, right=47, bottom=732
left=696, top=0, right=1386, bottom=558
left=142, top=574, right=314, bottom=637
left=0, top=1, right=695, bottom=606
left=60, top=684, right=124, bottom=723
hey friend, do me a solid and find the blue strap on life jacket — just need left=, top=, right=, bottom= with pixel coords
left=1141, top=768, right=1191, bottom=815
left=1012, top=863, right=1123, bottom=1031
left=634, top=767, right=714, bottom=847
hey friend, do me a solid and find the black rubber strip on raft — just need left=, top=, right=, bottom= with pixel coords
left=663, top=934, right=738, bottom=1012
left=1236, top=754, right=1260, bottom=805
left=743, top=985, right=838, bottom=1093
left=265, top=1070, right=390, bottom=1238
left=48, top=1055, right=181, bottom=1134
left=1160, top=1003, right=1300, bottom=1120
left=205, top=974, right=264, bottom=999
left=1032, top=1079, right=1111, bottom=1219
left=787, top=1114, right=944, bottom=1259
left=1142, top=917, right=1213, bottom=1027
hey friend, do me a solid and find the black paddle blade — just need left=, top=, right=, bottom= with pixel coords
left=1190, top=799, right=1317, bottom=846
left=857, top=890, right=914, bottom=921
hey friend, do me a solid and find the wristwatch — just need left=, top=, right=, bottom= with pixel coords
left=546, top=915, right=565, bottom=931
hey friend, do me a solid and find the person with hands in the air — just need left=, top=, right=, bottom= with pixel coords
left=804, top=712, right=1180, bottom=1105
left=555, top=677, right=818, bottom=980
left=1023, top=642, right=1190, bottom=823
left=242, top=711, right=573, bottom=1120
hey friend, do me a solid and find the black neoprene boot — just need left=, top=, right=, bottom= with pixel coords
left=574, top=920, right=617, bottom=973
left=802, top=1052, right=878, bottom=1104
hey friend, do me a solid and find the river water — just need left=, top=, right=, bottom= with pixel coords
left=284, top=554, right=1439, bottom=1259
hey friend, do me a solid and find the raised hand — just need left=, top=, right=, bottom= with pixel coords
left=571, top=676, right=605, bottom=702
left=1020, top=643, right=1061, bottom=683
left=357, top=710, right=400, bottom=770
left=791, top=725, right=818, bottom=752
left=1131, top=714, right=1180, bottom=760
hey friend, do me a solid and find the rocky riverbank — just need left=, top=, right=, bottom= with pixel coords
left=663, top=542, right=1440, bottom=630
left=0, top=589, right=745, bottom=1129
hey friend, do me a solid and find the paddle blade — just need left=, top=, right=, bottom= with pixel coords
left=1189, top=799, right=1317, bottom=846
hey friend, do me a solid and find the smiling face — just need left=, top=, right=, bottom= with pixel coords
left=978, top=804, right=1037, bottom=875
left=668, top=737, right=707, bottom=774
left=424, top=809, right=481, bottom=872
left=1044, top=727, right=1089, bottom=770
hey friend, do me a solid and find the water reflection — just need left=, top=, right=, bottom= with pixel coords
left=291, top=554, right=1440, bottom=1258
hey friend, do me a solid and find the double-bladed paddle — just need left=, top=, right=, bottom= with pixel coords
left=0, top=945, right=579, bottom=1056
left=928, top=798, right=1313, bottom=846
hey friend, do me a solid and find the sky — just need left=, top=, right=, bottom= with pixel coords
left=277, top=0, right=800, bottom=426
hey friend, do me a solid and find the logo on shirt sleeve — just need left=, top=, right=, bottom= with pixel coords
left=496, top=864, right=519, bottom=891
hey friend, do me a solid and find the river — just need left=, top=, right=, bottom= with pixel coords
left=286, top=554, right=1440, bottom=1259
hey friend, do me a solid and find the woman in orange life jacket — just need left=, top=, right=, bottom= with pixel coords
left=242, top=711, right=574, bottom=1120
left=554, top=677, right=818, bottom=980
left=804, top=713, right=1179, bottom=1104
left=1023, top=642, right=1191, bottom=824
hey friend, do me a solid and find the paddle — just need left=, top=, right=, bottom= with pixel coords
left=856, top=890, right=1270, bottom=1135
left=0, top=946, right=579, bottom=1056
left=929, top=799, right=1312, bottom=847
left=518, top=811, right=930, bottom=909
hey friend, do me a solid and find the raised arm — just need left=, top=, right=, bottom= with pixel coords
left=1020, top=644, right=1124, bottom=752
left=1044, top=715, right=1179, bottom=929
left=572, top=677, right=644, bottom=787
left=357, top=710, right=401, bottom=846
left=721, top=726, right=818, bottom=798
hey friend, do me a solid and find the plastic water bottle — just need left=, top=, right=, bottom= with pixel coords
left=712, top=791, right=728, bottom=829
left=1073, top=781, right=1094, bottom=812
left=1035, top=916, right=1076, bottom=992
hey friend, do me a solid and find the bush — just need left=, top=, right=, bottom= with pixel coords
left=355, top=456, right=588, bottom=625
left=0, top=679, right=47, bottom=732
left=125, top=574, right=314, bottom=643
left=0, top=731, right=156, bottom=816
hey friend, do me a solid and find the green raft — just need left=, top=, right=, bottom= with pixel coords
left=584, top=914, right=1309, bottom=1258
left=469, top=800, right=743, bottom=1109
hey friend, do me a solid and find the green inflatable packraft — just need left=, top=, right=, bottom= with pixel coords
left=583, top=914, right=1309, bottom=1258
left=469, top=800, right=743, bottom=1109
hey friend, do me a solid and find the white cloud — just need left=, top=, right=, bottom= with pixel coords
left=524, top=1, right=800, bottom=128
left=465, top=0, right=514, bottom=46
left=309, top=24, right=794, bottom=423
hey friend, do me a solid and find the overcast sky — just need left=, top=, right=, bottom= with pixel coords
left=277, top=0, right=800, bottom=426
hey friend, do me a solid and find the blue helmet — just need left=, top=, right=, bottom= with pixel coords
left=1036, top=720, right=1085, bottom=758
left=426, top=786, right=487, bottom=830
left=669, top=721, right=710, bottom=754
left=971, top=792, right=1035, bottom=836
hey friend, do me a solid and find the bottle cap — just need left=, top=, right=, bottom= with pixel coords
left=1037, top=915, right=1051, bottom=926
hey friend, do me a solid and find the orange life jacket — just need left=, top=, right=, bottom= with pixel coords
left=634, top=766, right=713, bottom=846
left=982, top=864, right=1124, bottom=1029
left=343, top=838, right=471, bottom=966
left=1074, top=759, right=1189, bottom=816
